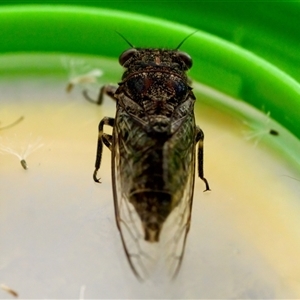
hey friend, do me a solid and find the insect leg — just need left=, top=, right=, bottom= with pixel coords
left=93, top=116, right=114, bottom=183
left=83, top=85, right=117, bottom=105
left=196, top=126, right=210, bottom=192
left=102, top=133, right=113, bottom=150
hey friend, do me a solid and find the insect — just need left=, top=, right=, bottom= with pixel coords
left=87, top=36, right=210, bottom=280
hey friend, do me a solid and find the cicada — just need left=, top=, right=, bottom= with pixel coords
left=88, top=41, right=210, bottom=280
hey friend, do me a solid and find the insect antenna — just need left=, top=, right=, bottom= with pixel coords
left=115, top=31, right=135, bottom=48
left=175, top=30, right=198, bottom=49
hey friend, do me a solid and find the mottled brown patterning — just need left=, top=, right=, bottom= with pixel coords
left=86, top=44, right=210, bottom=280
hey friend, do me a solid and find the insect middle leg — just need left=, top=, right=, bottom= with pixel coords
left=83, top=85, right=117, bottom=105
left=93, top=116, right=114, bottom=183
left=196, top=126, right=210, bottom=191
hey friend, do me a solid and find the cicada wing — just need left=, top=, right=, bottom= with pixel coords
left=111, top=106, right=197, bottom=280
left=160, top=150, right=196, bottom=278
left=112, top=134, right=196, bottom=280
left=111, top=129, right=161, bottom=280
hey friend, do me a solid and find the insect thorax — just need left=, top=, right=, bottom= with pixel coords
left=117, top=53, right=195, bottom=135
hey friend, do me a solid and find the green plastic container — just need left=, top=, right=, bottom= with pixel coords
left=0, top=5, right=299, bottom=140
left=1, top=5, right=300, bottom=299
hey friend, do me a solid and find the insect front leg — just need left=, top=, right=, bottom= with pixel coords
left=195, top=126, right=210, bottom=192
left=83, top=85, right=117, bottom=105
left=93, top=116, right=114, bottom=183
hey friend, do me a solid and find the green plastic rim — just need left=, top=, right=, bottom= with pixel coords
left=0, top=5, right=299, bottom=139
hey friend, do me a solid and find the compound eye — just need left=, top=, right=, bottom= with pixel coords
left=172, top=80, right=188, bottom=98
left=119, top=48, right=138, bottom=66
left=177, top=51, right=192, bottom=70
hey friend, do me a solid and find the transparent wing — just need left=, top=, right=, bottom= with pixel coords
left=111, top=129, right=158, bottom=280
left=111, top=119, right=196, bottom=280
left=160, top=159, right=195, bottom=278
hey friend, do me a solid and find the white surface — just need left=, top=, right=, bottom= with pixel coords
left=0, top=55, right=300, bottom=298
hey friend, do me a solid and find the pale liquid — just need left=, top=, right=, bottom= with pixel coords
left=0, top=54, right=300, bottom=299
